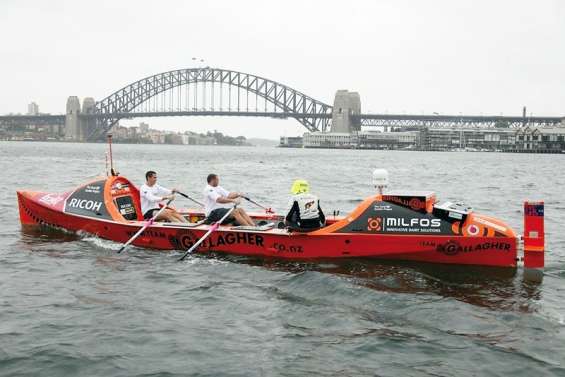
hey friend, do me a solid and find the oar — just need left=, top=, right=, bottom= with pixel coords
left=176, top=191, right=204, bottom=207
left=243, top=196, right=273, bottom=213
left=178, top=206, right=236, bottom=261
left=117, top=198, right=174, bottom=254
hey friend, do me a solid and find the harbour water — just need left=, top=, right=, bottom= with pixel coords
left=1, top=141, right=564, bottom=376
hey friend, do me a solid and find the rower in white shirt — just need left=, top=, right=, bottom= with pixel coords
left=203, top=173, right=254, bottom=226
left=140, top=171, right=187, bottom=223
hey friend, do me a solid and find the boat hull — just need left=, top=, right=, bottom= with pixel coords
left=17, top=190, right=518, bottom=267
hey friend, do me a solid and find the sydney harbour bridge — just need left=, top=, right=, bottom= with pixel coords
left=1, top=67, right=563, bottom=141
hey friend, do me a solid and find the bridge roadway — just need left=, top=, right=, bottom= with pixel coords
left=1, top=112, right=562, bottom=129
left=0, top=114, right=65, bottom=125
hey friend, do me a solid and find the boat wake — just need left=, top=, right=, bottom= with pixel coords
left=80, top=233, right=122, bottom=252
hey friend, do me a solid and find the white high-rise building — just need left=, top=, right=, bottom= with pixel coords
left=27, top=102, right=39, bottom=115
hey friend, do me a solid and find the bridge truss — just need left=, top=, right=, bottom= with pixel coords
left=1, top=66, right=563, bottom=139
left=90, top=67, right=333, bottom=139
left=357, top=114, right=562, bottom=129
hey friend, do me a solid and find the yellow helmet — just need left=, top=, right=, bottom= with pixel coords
left=290, top=179, right=310, bottom=195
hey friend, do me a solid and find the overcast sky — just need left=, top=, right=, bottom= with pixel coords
left=1, top=0, right=563, bottom=138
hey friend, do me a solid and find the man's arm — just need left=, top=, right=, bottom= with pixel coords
left=318, top=201, right=326, bottom=225
left=286, top=201, right=300, bottom=223
left=206, top=188, right=237, bottom=204
left=218, top=187, right=241, bottom=203
left=216, top=195, right=239, bottom=204
left=156, top=184, right=173, bottom=196
left=142, top=190, right=171, bottom=202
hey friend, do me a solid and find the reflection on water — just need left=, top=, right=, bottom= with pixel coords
left=211, top=253, right=543, bottom=312
left=18, top=217, right=544, bottom=314
left=20, top=223, right=544, bottom=315
left=20, top=224, right=81, bottom=243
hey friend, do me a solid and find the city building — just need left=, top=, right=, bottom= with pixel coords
left=139, top=122, right=149, bottom=135
left=300, top=130, right=418, bottom=150
left=422, top=128, right=517, bottom=151
left=186, top=132, right=216, bottom=145
left=106, top=123, right=245, bottom=146
left=148, top=130, right=166, bottom=144
left=514, top=127, right=565, bottom=152
left=286, top=125, right=565, bottom=153
left=127, top=126, right=138, bottom=139
left=357, top=130, right=419, bottom=149
left=279, top=136, right=303, bottom=148
left=303, top=132, right=357, bottom=148
left=27, top=102, right=39, bottom=116
left=165, top=133, right=184, bottom=144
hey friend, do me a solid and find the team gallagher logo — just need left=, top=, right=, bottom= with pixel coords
left=169, top=230, right=196, bottom=250
left=383, top=195, right=426, bottom=211
left=436, top=241, right=511, bottom=256
left=409, top=198, right=425, bottom=211
left=436, top=240, right=461, bottom=255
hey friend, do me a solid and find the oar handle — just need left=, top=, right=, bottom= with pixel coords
left=243, top=196, right=273, bottom=213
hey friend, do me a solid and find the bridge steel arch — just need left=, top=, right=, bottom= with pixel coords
left=91, top=67, right=333, bottom=139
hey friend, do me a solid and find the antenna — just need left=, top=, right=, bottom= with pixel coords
left=107, top=134, right=117, bottom=176
left=105, top=152, right=109, bottom=177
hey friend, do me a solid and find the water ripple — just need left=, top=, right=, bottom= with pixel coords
left=1, top=142, right=564, bottom=376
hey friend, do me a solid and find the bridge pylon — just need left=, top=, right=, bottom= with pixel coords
left=81, top=97, right=96, bottom=140
left=65, top=96, right=97, bottom=141
left=65, top=96, right=81, bottom=141
left=331, top=90, right=361, bottom=133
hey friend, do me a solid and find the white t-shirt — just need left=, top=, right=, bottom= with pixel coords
left=203, top=185, right=231, bottom=216
left=140, top=183, right=172, bottom=215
